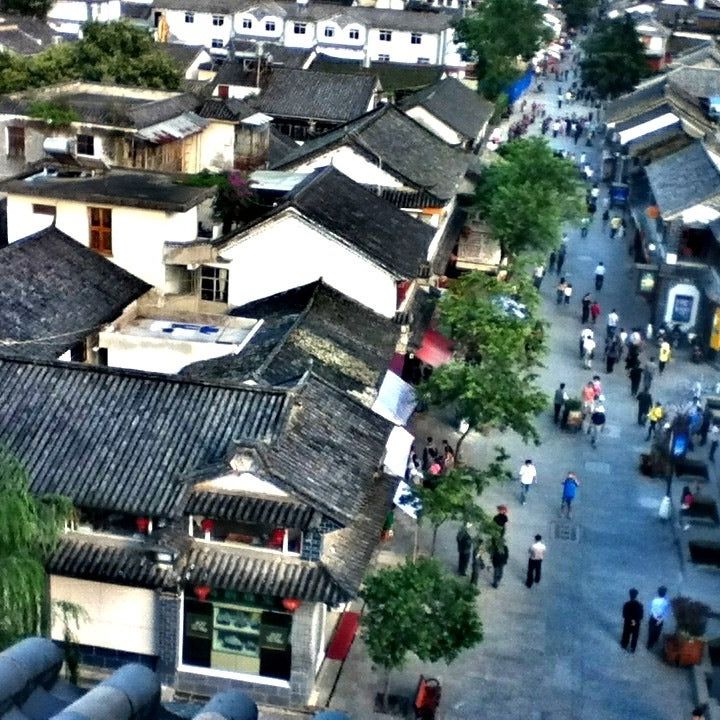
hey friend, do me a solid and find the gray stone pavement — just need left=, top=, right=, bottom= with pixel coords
left=323, top=57, right=717, bottom=720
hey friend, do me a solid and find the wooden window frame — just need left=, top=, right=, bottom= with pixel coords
left=76, top=133, right=95, bottom=156
left=7, top=126, right=25, bottom=158
left=199, top=266, right=229, bottom=303
left=89, top=206, right=112, bottom=256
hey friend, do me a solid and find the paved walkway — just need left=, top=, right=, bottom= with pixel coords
left=326, top=50, right=702, bottom=720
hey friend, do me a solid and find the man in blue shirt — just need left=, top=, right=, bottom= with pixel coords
left=560, top=472, right=579, bottom=518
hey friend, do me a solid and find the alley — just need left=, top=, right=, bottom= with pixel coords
left=329, top=43, right=697, bottom=720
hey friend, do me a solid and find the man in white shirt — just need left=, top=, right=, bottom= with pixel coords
left=594, top=261, right=606, bottom=290
left=582, top=335, right=596, bottom=369
left=518, top=459, right=537, bottom=505
left=647, top=585, right=670, bottom=649
left=526, top=534, right=546, bottom=587
left=607, top=309, right=619, bottom=337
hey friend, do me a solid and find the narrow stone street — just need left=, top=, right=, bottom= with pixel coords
left=327, top=47, right=700, bottom=720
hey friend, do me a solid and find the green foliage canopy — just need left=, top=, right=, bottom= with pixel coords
left=0, top=0, right=52, bottom=18
left=361, top=557, right=483, bottom=676
left=455, top=0, right=552, bottom=99
left=559, top=0, right=597, bottom=29
left=477, top=137, right=585, bottom=258
left=0, top=21, right=181, bottom=95
left=0, top=449, right=73, bottom=648
left=581, top=16, right=649, bottom=98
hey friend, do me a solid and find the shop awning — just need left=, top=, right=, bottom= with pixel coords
left=382, top=426, right=415, bottom=478
left=372, top=370, right=417, bottom=426
left=415, top=329, right=453, bottom=367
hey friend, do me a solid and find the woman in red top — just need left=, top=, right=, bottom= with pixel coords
left=590, top=300, right=601, bottom=324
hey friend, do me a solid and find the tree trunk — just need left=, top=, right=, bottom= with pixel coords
left=454, top=427, right=472, bottom=461
left=430, top=525, right=439, bottom=556
left=412, top=524, right=419, bottom=562
left=381, top=668, right=392, bottom=711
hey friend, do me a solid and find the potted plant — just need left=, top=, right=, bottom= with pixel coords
left=562, top=398, right=583, bottom=431
left=664, top=596, right=710, bottom=666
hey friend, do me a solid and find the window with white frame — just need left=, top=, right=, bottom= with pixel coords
left=323, top=25, right=334, bottom=37
left=411, top=32, right=421, bottom=44
left=242, top=17, right=252, bottom=28
left=265, top=20, right=275, bottom=31
left=348, top=27, right=359, bottom=39
left=199, top=266, right=229, bottom=302
left=378, top=54, right=390, bottom=62
left=212, top=14, right=224, bottom=25
left=184, top=11, right=193, bottom=22
left=211, top=38, right=224, bottom=48
left=379, top=29, right=392, bottom=41
left=293, top=21, right=306, bottom=33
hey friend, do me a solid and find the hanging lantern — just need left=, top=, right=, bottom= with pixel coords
left=269, top=528, right=285, bottom=548
left=194, top=585, right=211, bottom=601
left=646, top=205, right=660, bottom=219
left=136, top=517, right=150, bottom=534
left=282, top=598, right=301, bottom=612
left=201, top=518, right=215, bottom=534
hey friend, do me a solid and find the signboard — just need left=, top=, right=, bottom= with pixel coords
left=393, top=480, right=422, bottom=520
left=610, top=183, right=629, bottom=207
left=671, top=294, right=694, bottom=323
left=711, top=307, right=720, bottom=351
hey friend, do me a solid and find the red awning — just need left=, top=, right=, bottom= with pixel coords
left=415, top=329, right=453, bottom=367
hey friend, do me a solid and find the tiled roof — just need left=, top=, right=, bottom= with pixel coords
left=48, top=535, right=177, bottom=590
left=668, top=65, right=720, bottom=98
left=604, top=76, right=668, bottom=124
left=645, top=140, right=720, bottom=217
left=268, top=126, right=298, bottom=165
left=198, top=96, right=254, bottom=121
left=272, top=103, right=468, bottom=202
left=186, top=490, right=319, bottom=528
left=400, top=77, right=494, bottom=141
left=256, top=67, right=377, bottom=122
left=0, top=226, right=149, bottom=360
left=0, top=358, right=291, bottom=517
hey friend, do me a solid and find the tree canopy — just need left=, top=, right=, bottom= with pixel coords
left=476, top=137, right=585, bottom=258
left=0, top=449, right=73, bottom=648
left=455, top=0, right=552, bottom=99
left=0, top=22, right=181, bottom=95
left=361, top=557, right=482, bottom=705
left=581, top=16, right=649, bottom=98
left=0, top=0, right=52, bottom=18
left=559, top=0, right=597, bottom=29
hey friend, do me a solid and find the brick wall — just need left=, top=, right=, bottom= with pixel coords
left=157, top=591, right=181, bottom=684
left=301, top=528, right=323, bottom=561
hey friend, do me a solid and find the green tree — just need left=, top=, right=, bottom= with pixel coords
left=0, top=0, right=52, bottom=18
left=455, top=0, right=552, bottom=100
left=477, top=137, right=585, bottom=258
left=560, top=0, right=597, bottom=29
left=361, top=557, right=483, bottom=708
left=581, top=16, right=649, bottom=98
left=0, top=449, right=73, bottom=648
left=75, top=22, right=181, bottom=89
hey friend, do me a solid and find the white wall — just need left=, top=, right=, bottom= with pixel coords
left=287, top=146, right=405, bottom=189
left=163, top=9, right=231, bottom=47
left=6, top=194, right=198, bottom=289
left=199, top=121, right=235, bottom=171
left=47, top=0, right=88, bottom=23
left=367, top=29, right=440, bottom=64
left=234, top=12, right=284, bottom=41
left=50, top=575, right=158, bottom=656
left=221, top=212, right=398, bottom=316
left=404, top=106, right=463, bottom=146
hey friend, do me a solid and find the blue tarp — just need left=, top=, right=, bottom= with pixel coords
left=506, top=68, right=535, bottom=104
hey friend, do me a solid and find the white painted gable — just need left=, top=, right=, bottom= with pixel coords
left=194, top=472, right=289, bottom=498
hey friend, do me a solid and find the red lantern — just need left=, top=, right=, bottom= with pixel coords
left=282, top=598, right=301, bottom=612
left=269, top=528, right=285, bottom=548
left=194, top=585, right=211, bottom=601
left=201, top=518, right=215, bottom=534
left=136, top=517, right=150, bottom=534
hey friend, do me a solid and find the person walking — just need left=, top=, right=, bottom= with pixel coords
left=658, top=339, right=671, bottom=374
left=548, top=249, right=557, bottom=273
left=621, top=588, right=644, bottom=653
left=490, top=538, right=509, bottom=588
left=556, top=244, right=566, bottom=275
left=643, top=357, right=657, bottom=392
left=606, top=308, right=619, bottom=338
left=563, top=281, right=573, bottom=305
left=526, top=534, right=546, bottom=588
left=594, top=261, right=606, bottom=291
left=456, top=523, right=473, bottom=576
left=560, top=471, right=579, bottom=518
left=581, top=292, right=592, bottom=324
left=533, top=264, right=545, bottom=289
left=553, top=382, right=568, bottom=424
left=556, top=277, right=566, bottom=305
left=469, top=537, right=485, bottom=586
left=637, top=389, right=653, bottom=426
left=629, top=364, right=643, bottom=396
left=519, top=459, right=537, bottom=505
left=646, top=401, right=664, bottom=441
left=609, top=215, right=622, bottom=238
left=590, top=299, right=601, bottom=325
left=605, top=337, right=620, bottom=374
left=647, top=585, right=670, bottom=650
left=493, top=505, right=509, bottom=535
left=422, top=437, right=438, bottom=471
left=590, top=399, right=606, bottom=447
left=582, top=333, right=596, bottom=369
left=709, top=422, right=719, bottom=462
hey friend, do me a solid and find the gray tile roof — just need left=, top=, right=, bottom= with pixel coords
left=0, top=226, right=149, bottom=360
left=668, top=65, right=720, bottom=98
left=400, top=77, right=494, bottom=141
left=272, top=103, right=468, bottom=202
left=645, top=140, right=720, bottom=217
left=0, top=15, right=59, bottom=55
left=182, top=280, right=399, bottom=394
left=198, top=96, right=254, bottom=121
left=268, top=126, right=298, bottom=165
left=0, top=82, right=201, bottom=130
left=156, top=42, right=207, bottom=69
left=0, top=167, right=216, bottom=212
left=0, top=358, right=291, bottom=517
left=604, top=76, right=668, bottom=124
left=257, top=67, right=377, bottom=122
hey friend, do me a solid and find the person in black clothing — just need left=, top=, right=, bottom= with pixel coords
left=628, top=364, right=643, bottom=396
left=581, top=292, right=592, bottom=324
left=621, top=588, right=644, bottom=652
left=456, top=524, right=473, bottom=576
left=422, top=436, right=437, bottom=471
left=493, top=505, right=509, bottom=535
left=556, top=245, right=566, bottom=275
left=637, top=390, right=652, bottom=426
left=470, top=538, right=485, bottom=586
left=490, top=539, right=509, bottom=588
left=699, top=407, right=713, bottom=446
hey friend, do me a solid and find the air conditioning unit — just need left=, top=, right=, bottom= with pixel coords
left=43, top=136, right=76, bottom=155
